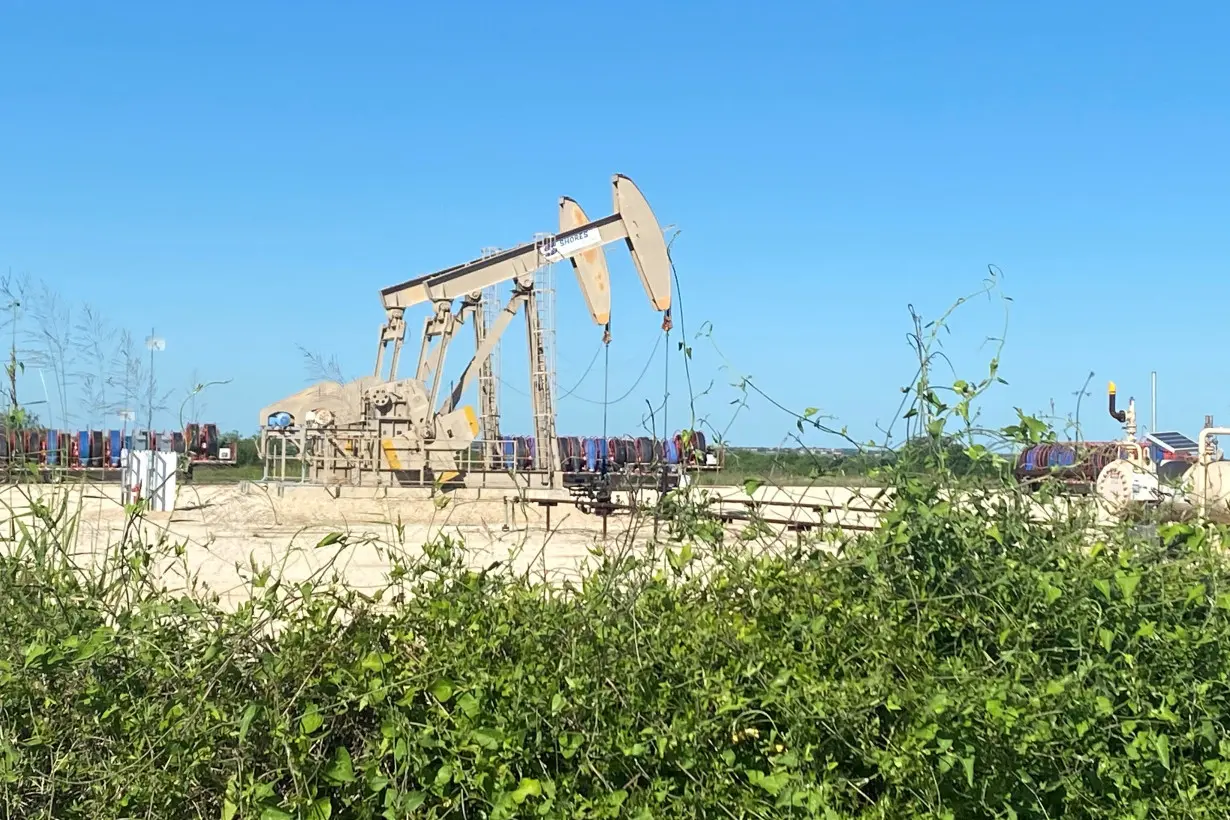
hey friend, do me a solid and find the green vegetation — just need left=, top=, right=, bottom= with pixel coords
left=702, top=446, right=892, bottom=487
left=206, top=432, right=1009, bottom=487
left=708, top=435, right=1012, bottom=487
left=6, top=411, right=1230, bottom=817
left=6, top=278, right=1217, bottom=817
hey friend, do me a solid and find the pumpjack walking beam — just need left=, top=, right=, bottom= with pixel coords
left=373, top=174, right=675, bottom=482
left=376, top=175, right=672, bottom=369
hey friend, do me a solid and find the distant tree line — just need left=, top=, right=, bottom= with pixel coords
left=722, top=435, right=1008, bottom=481
left=217, top=433, right=1009, bottom=478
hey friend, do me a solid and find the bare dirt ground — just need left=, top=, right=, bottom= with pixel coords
left=0, top=481, right=887, bottom=609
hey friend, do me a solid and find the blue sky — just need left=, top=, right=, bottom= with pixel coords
left=2, top=1, right=1227, bottom=446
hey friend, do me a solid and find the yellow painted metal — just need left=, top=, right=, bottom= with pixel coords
left=381, top=438, right=403, bottom=470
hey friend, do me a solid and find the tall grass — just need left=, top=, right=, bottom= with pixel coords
left=0, top=272, right=188, bottom=434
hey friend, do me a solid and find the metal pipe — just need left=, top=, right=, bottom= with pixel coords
left=1193, top=426, right=1230, bottom=518
left=1197, top=427, right=1230, bottom=467
left=1108, top=382, right=1126, bottom=423
left=1151, top=371, right=1157, bottom=432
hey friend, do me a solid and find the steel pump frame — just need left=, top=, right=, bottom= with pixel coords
left=259, top=174, right=682, bottom=490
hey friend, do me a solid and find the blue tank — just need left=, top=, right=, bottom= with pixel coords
left=585, top=438, right=603, bottom=472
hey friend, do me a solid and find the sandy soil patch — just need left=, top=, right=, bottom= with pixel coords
left=0, top=481, right=883, bottom=608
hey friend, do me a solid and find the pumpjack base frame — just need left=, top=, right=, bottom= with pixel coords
left=259, top=426, right=702, bottom=491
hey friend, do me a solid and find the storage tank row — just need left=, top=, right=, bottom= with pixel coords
left=0, top=424, right=237, bottom=468
left=491, top=430, right=717, bottom=472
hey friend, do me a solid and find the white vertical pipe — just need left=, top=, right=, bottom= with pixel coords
left=1151, top=371, right=1157, bottom=432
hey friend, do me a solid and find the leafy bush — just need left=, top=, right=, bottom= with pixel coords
left=717, top=447, right=895, bottom=482
left=3, top=277, right=1226, bottom=817
left=4, top=459, right=1230, bottom=819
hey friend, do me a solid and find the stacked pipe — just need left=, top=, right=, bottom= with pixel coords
left=1014, top=441, right=1123, bottom=484
left=0, top=423, right=234, bottom=469
left=492, top=430, right=710, bottom=472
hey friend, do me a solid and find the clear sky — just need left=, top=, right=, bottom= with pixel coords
left=2, top=1, right=1228, bottom=447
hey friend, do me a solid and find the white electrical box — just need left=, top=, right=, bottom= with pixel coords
left=122, top=450, right=178, bottom=512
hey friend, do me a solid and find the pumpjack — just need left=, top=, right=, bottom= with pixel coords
left=259, top=174, right=674, bottom=489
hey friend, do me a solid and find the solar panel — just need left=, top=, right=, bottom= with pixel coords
left=1146, top=431, right=1200, bottom=454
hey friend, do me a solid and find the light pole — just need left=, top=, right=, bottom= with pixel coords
left=144, top=330, right=165, bottom=441
left=144, top=331, right=165, bottom=505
